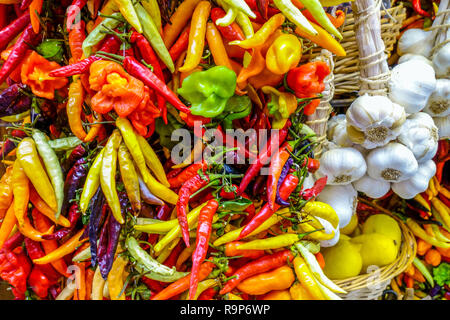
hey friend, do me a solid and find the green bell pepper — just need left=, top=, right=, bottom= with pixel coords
left=177, top=66, right=237, bottom=118
left=215, top=94, right=252, bottom=130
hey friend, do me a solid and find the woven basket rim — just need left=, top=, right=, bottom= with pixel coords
left=333, top=213, right=417, bottom=293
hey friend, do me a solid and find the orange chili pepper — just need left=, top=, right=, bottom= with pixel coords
left=84, top=111, right=103, bottom=143
left=294, top=22, right=346, bottom=57
left=0, top=204, right=17, bottom=250
left=20, top=51, right=69, bottom=100
left=291, top=0, right=345, bottom=28
left=68, top=21, right=86, bottom=63
left=85, top=267, right=95, bottom=300
left=179, top=1, right=211, bottom=73
left=237, top=46, right=265, bottom=89
left=0, top=166, right=13, bottom=215
left=205, top=22, right=233, bottom=72
left=89, top=60, right=145, bottom=117
left=425, top=249, right=442, bottom=267
left=29, top=0, right=43, bottom=33
left=29, top=187, right=71, bottom=228
left=163, top=0, right=202, bottom=48
left=74, top=262, right=86, bottom=300
left=11, top=160, right=29, bottom=228
left=67, top=76, right=87, bottom=141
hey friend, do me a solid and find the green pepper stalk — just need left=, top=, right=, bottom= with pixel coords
left=82, top=13, right=123, bottom=57
left=31, top=129, right=65, bottom=220
left=126, top=236, right=188, bottom=282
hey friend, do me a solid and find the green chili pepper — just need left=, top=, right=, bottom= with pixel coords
left=79, top=149, right=105, bottom=214
left=0, top=110, right=30, bottom=122
left=413, top=257, right=435, bottom=287
left=177, top=66, right=237, bottom=118
left=219, top=198, right=253, bottom=212
left=133, top=3, right=175, bottom=73
left=31, top=129, right=65, bottom=220
left=114, top=0, right=143, bottom=33
left=82, top=13, right=123, bottom=57
left=298, top=0, right=342, bottom=40
left=36, top=39, right=65, bottom=64
left=100, top=129, right=123, bottom=224
left=118, top=143, right=141, bottom=214
left=126, top=237, right=188, bottom=282
left=48, top=136, right=82, bottom=152
left=215, top=94, right=252, bottom=130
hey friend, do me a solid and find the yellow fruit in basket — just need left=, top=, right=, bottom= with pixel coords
left=351, top=233, right=399, bottom=272
left=322, top=237, right=363, bottom=280
left=362, top=214, right=401, bottom=249
left=340, top=214, right=358, bottom=235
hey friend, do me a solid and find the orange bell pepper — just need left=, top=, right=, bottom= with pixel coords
left=20, top=51, right=69, bottom=100
left=89, top=60, right=145, bottom=117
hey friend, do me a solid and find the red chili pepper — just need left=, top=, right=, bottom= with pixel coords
left=237, top=123, right=289, bottom=195
left=267, top=142, right=293, bottom=210
left=168, top=162, right=208, bottom=189
left=28, top=266, right=56, bottom=299
left=238, top=173, right=298, bottom=240
left=1, top=232, right=24, bottom=252
left=210, top=8, right=245, bottom=42
left=219, top=249, right=294, bottom=295
left=20, top=0, right=33, bottom=10
left=197, top=287, right=217, bottom=300
left=301, top=176, right=327, bottom=200
left=24, top=238, right=60, bottom=281
left=130, top=32, right=167, bottom=124
left=241, top=192, right=256, bottom=225
left=412, top=0, right=431, bottom=17
left=0, top=23, right=40, bottom=84
left=225, top=241, right=265, bottom=259
left=0, top=12, right=30, bottom=52
left=162, top=240, right=185, bottom=269
left=68, top=20, right=86, bottom=62
left=177, top=174, right=211, bottom=247
left=256, top=0, right=270, bottom=20
left=141, top=276, right=165, bottom=294
left=168, top=26, right=190, bottom=65
left=66, top=0, right=87, bottom=31
left=189, top=199, right=219, bottom=300
left=122, top=56, right=190, bottom=114
left=0, top=246, right=31, bottom=300
left=42, top=203, right=81, bottom=241
left=220, top=184, right=238, bottom=199
left=49, top=35, right=121, bottom=77
left=438, top=193, right=450, bottom=209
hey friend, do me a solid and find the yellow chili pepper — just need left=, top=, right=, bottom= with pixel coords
left=290, top=282, right=314, bottom=300
left=266, top=34, right=301, bottom=75
left=414, top=193, right=431, bottom=212
left=206, top=22, right=233, bottom=71
left=236, top=233, right=300, bottom=250
left=431, top=197, right=450, bottom=229
left=190, top=278, right=220, bottom=300
left=79, top=149, right=105, bottom=214
left=302, top=201, right=339, bottom=229
left=294, top=22, right=346, bottom=57
left=172, top=138, right=204, bottom=169
left=153, top=202, right=208, bottom=254
left=101, top=130, right=124, bottom=224
left=213, top=208, right=291, bottom=246
left=235, top=11, right=254, bottom=38
left=156, top=238, right=181, bottom=262
left=114, top=0, right=143, bottom=33
left=227, top=293, right=243, bottom=300
left=440, top=186, right=450, bottom=199
left=67, top=76, right=87, bottom=141
left=293, top=256, right=325, bottom=300
left=91, top=266, right=106, bottom=300
left=12, top=160, right=29, bottom=228
left=298, top=222, right=335, bottom=241
left=136, top=134, right=170, bottom=187
left=108, top=255, right=128, bottom=300
left=33, top=228, right=88, bottom=264
left=142, top=0, right=162, bottom=32
left=406, top=218, right=450, bottom=249
left=230, top=13, right=285, bottom=48
left=134, top=208, right=202, bottom=233
left=429, top=177, right=438, bottom=197
left=118, top=143, right=141, bottom=214
left=16, top=137, right=57, bottom=211
left=179, top=1, right=211, bottom=73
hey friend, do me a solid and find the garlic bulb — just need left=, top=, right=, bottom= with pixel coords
left=432, top=42, right=450, bottom=78
left=346, top=94, right=406, bottom=149
left=316, top=147, right=367, bottom=185
left=398, top=53, right=433, bottom=66
left=395, top=112, right=438, bottom=164
left=433, top=116, right=450, bottom=139
left=353, top=175, right=391, bottom=199
left=392, top=160, right=436, bottom=199
left=397, top=28, right=433, bottom=58
left=388, top=59, right=437, bottom=114
left=303, top=173, right=315, bottom=190
left=423, top=79, right=450, bottom=118
left=366, top=142, right=418, bottom=182
left=327, top=114, right=354, bottom=147
left=317, top=184, right=357, bottom=229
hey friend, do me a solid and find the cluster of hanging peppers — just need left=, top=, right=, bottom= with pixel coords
left=0, top=0, right=357, bottom=301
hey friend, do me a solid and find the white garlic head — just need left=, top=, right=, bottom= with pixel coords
left=316, top=147, right=367, bottom=185
left=397, top=28, right=433, bottom=58
left=398, top=53, right=433, bottom=66
left=353, top=175, right=391, bottom=199
left=388, top=59, right=437, bottom=114
left=317, top=184, right=358, bottom=229
left=395, top=112, right=438, bottom=164
left=432, top=42, right=450, bottom=78
left=433, top=116, right=450, bottom=140
left=392, top=160, right=436, bottom=199
left=423, top=79, right=450, bottom=118
left=327, top=114, right=353, bottom=147
left=346, top=94, right=406, bottom=149
left=366, top=142, right=419, bottom=183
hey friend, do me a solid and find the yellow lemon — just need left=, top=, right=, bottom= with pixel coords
left=322, top=237, right=362, bottom=280
left=362, top=214, right=402, bottom=249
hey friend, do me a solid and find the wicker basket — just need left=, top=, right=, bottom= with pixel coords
left=333, top=214, right=417, bottom=300
left=302, top=2, right=406, bottom=98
